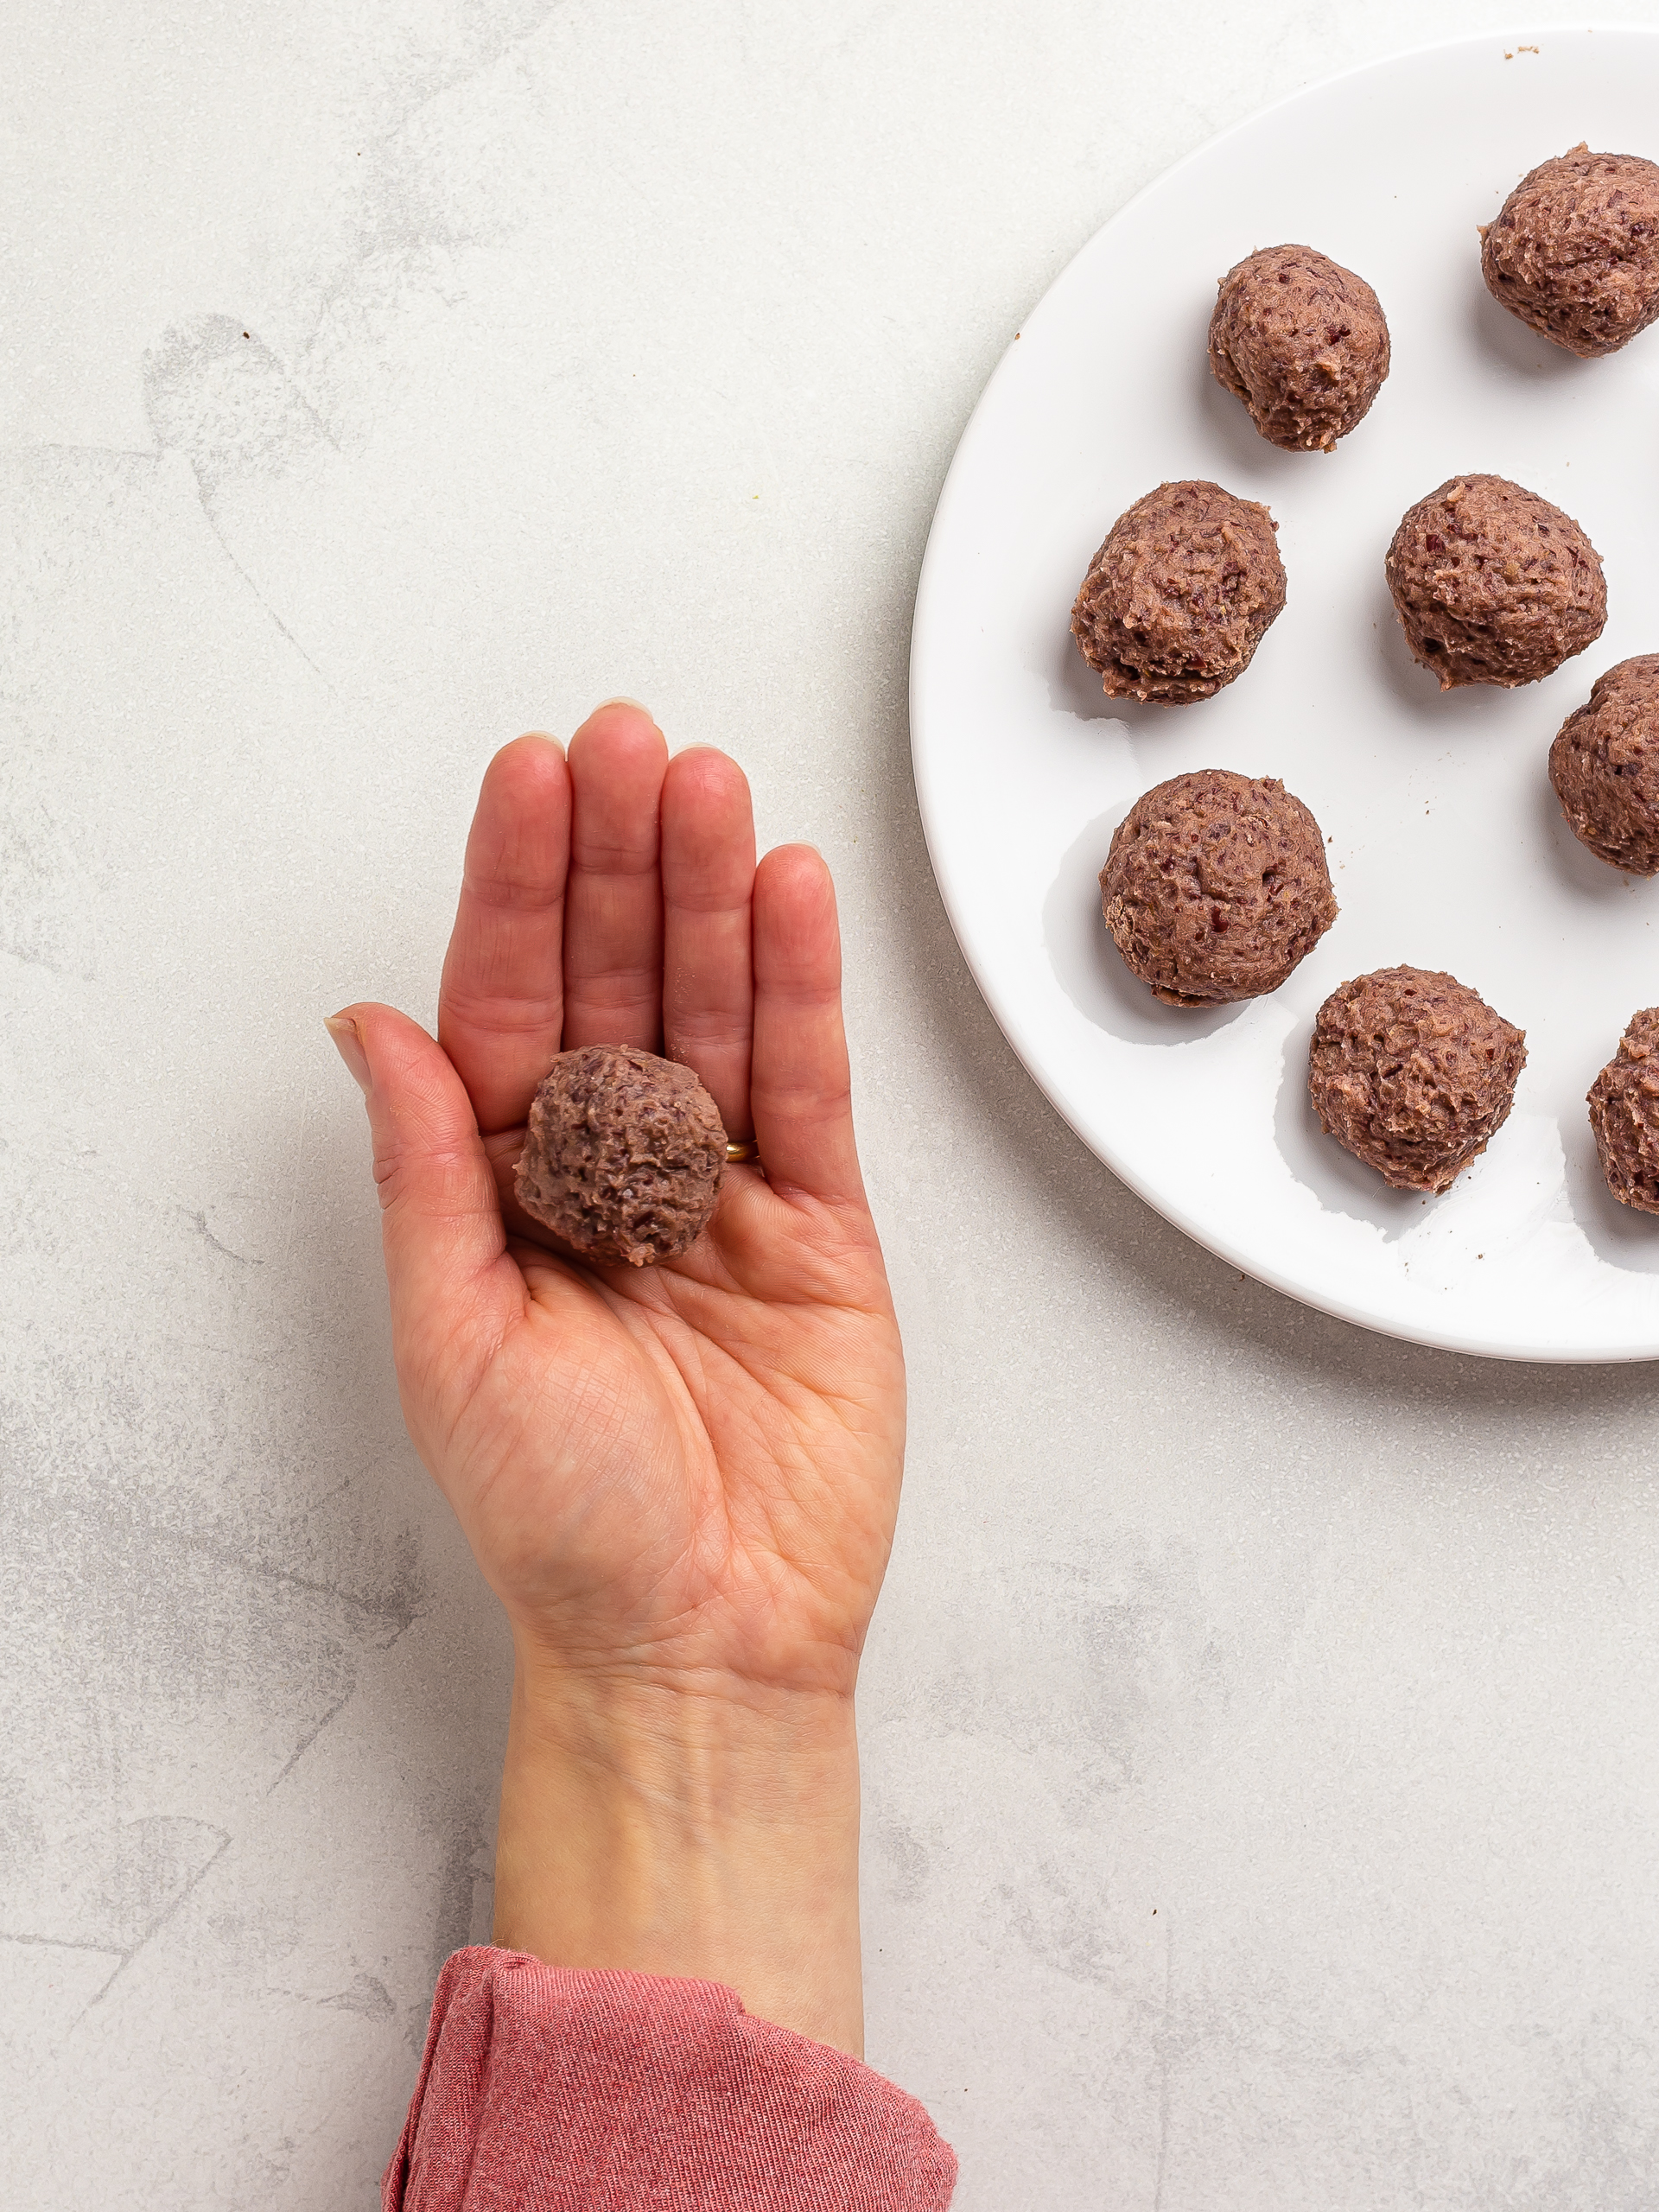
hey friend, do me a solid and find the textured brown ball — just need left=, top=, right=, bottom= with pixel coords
left=1099, top=769, right=1338, bottom=1007
left=1588, top=1008, right=1659, bottom=1214
left=1208, top=243, right=1390, bottom=451
left=1481, top=146, right=1659, bottom=359
left=515, top=1045, right=726, bottom=1266
left=1384, top=474, right=1606, bottom=690
left=1307, top=967, right=1527, bottom=1194
left=1548, top=655, right=1659, bottom=874
left=1071, top=480, right=1286, bottom=705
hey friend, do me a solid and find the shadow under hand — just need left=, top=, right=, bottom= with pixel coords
left=1272, top=1032, right=1445, bottom=1241
left=1043, top=813, right=1244, bottom=1046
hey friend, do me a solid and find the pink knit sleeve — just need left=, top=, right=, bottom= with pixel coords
left=382, top=1947, right=957, bottom=2211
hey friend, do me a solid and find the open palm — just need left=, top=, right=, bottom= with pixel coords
left=333, top=703, right=905, bottom=1707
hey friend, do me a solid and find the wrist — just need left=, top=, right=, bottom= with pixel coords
left=493, top=1651, right=865, bottom=2053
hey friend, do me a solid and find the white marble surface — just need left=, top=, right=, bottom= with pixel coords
left=7, top=4, right=1659, bottom=2204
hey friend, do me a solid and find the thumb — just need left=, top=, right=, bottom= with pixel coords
left=326, top=1002, right=518, bottom=1415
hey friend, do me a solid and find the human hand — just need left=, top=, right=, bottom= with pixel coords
left=326, top=702, right=904, bottom=2050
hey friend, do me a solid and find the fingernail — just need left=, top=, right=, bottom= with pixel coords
left=594, top=696, right=652, bottom=714
left=324, top=1013, right=372, bottom=1095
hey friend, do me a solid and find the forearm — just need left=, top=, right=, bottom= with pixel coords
left=493, top=1652, right=865, bottom=2054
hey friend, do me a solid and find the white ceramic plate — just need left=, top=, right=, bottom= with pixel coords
left=911, top=25, right=1659, bottom=1363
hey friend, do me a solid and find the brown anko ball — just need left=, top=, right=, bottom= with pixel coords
left=1307, top=967, right=1527, bottom=1195
left=1384, top=474, right=1605, bottom=690
left=1208, top=243, right=1390, bottom=451
left=1071, top=480, right=1286, bottom=705
left=1481, top=145, right=1659, bottom=359
left=1588, top=1008, right=1659, bottom=1214
left=1548, top=655, right=1659, bottom=874
left=1099, top=769, right=1338, bottom=1007
left=515, top=1044, right=726, bottom=1266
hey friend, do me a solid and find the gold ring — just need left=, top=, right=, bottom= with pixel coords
left=726, top=1136, right=760, bottom=1164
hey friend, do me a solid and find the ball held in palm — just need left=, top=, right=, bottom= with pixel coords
left=515, top=1045, right=727, bottom=1266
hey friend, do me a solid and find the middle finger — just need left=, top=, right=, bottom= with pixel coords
left=561, top=702, right=670, bottom=1052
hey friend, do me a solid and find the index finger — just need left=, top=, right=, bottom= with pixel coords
left=437, top=733, right=572, bottom=1135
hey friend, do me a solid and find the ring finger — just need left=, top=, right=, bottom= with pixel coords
left=661, top=746, right=756, bottom=1142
